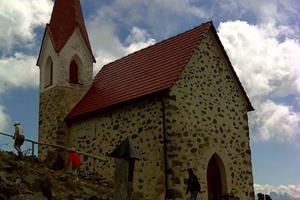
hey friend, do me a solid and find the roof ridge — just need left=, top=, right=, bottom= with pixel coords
left=98, top=21, right=212, bottom=72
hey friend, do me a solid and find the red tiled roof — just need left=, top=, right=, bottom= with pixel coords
left=66, top=22, right=211, bottom=120
left=38, top=0, right=95, bottom=63
left=66, top=21, right=253, bottom=121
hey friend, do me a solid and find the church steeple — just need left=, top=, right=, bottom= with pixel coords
left=37, top=0, right=95, bottom=159
left=37, top=0, right=95, bottom=65
left=48, top=0, right=94, bottom=60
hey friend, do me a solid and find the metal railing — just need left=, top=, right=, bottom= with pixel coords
left=0, top=131, right=106, bottom=173
left=0, top=131, right=38, bottom=156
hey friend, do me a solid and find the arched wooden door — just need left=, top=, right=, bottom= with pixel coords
left=207, top=155, right=223, bottom=200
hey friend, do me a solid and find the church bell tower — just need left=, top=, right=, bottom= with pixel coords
left=37, top=0, right=95, bottom=158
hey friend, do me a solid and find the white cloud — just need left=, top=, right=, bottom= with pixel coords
left=89, top=0, right=210, bottom=39
left=251, top=0, right=299, bottom=26
left=250, top=101, right=300, bottom=142
left=0, top=0, right=51, bottom=132
left=87, top=0, right=209, bottom=72
left=87, top=17, right=155, bottom=74
left=218, top=21, right=300, bottom=143
left=216, top=0, right=300, bottom=29
left=0, top=53, right=39, bottom=94
left=0, top=105, right=9, bottom=132
left=125, top=26, right=156, bottom=54
left=219, top=21, right=300, bottom=98
left=149, top=0, right=208, bottom=19
left=255, top=183, right=300, bottom=198
left=0, top=0, right=53, bottom=52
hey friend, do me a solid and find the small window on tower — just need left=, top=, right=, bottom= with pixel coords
left=45, top=58, right=53, bottom=88
left=70, top=60, right=79, bottom=84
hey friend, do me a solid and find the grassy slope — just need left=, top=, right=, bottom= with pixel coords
left=0, top=151, right=113, bottom=200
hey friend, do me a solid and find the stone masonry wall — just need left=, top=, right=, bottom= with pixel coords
left=164, top=30, right=254, bottom=200
left=69, top=97, right=166, bottom=200
left=39, top=85, right=88, bottom=159
left=38, top=26, right=93, bottom=159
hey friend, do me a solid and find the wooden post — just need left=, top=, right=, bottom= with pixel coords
left=114, top=159, right=130, bottom=200
left=109, top=138, right=140, bottom=200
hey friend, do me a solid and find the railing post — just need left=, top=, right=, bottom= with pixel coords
left=93, top=157, right=96, bottom=174
left=31, top=142, right=35, bottom=157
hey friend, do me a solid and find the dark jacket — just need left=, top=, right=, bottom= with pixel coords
left=265, top=195, right=272, bottom=200
left=186, top=174, right=201, bottom=193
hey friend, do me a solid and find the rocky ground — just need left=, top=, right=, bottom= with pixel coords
left=0, top=151, right=113, bottom=200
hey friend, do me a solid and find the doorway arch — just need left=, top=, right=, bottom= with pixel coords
left=207, top=153, right=227, bottom=200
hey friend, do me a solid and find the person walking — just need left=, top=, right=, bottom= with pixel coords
left=13, top=121, right=24, bottom=157
left=257, top=193, right=264, bottom=200
left=257, top=193, right=272, bottom=200
left=186, top=168, right=201, bottom=200
left=66, top=147, right=81, bottom=181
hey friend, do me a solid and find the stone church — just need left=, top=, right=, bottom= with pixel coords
left=37, top=0, right=255, bottom=199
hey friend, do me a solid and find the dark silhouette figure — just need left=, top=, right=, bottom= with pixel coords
left=186, top=168, right=201, bottom=200
left=52, top=151, right=65, bottom=171
left=257, top=193, right=272, bottom=200
left=40, top=178, right=53, bottom=200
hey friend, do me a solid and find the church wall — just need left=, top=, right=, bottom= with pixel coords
left=38, top=27, right=93, bottom=93
left=39, top=86, right=87, bottom=158
left=58, top=27, right=94, bottom=86
left=38, top=31, right=58, bottom=92
left=69, top=97, right=166, bottom=200
left=38, top=27, right=93, bottom=159
left=164, top=30, right=254, bottom=200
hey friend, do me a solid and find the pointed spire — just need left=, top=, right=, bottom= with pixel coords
left=47, top=0, right=95, bottom=61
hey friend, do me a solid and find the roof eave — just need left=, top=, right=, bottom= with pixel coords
left=36, top=24, right=53, bottom=66
left=65, top=88, right=170, bottom=122
left=75, top=23, right=96, bottom=63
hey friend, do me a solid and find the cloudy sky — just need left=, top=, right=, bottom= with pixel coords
left=0, top=0, right=299, bottom=197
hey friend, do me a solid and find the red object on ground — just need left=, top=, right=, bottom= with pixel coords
left=68, top=151, right=81, bottom=168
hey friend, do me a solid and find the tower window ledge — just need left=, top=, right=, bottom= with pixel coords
left=44, top=84, right=53, bottom=89
left=70, top=82, right=84, bottom=87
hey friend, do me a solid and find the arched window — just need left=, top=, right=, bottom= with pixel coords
left=69, top=60, right=79, bottom=84
left=45, top=58, right=53, bottom=88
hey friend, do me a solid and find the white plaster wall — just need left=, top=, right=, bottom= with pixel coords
left=38, top=27, right=94, bottom=93
left=38, top=31, right=58, bottom=92
left=59, top=27, right=94, bottom=86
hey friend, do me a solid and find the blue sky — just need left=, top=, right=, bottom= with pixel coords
left=0, top=0, right=300, bottom=197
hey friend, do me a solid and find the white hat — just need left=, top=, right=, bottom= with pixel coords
left=70, top=147, right=76, bottom=152
left=13, top=121, right=20, bottom=126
